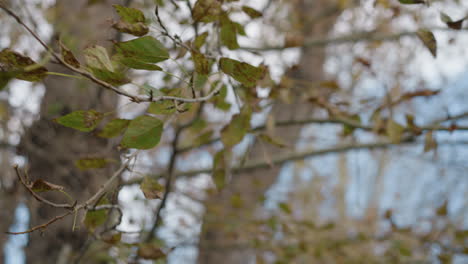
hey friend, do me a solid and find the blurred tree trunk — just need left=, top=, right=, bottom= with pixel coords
left=0, top=150, right=19, bottom=263
left=0, top=1, right=23, bottom=261
left=197, top=1, right=341, bottom=263
left=14, top=1, right=121, bottom=263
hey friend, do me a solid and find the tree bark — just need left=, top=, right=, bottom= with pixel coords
left=197, top=1, right=341, bottom=263
left=15, top=1, right=121, bottom=263
left=0, top=150, right=21, bottom=263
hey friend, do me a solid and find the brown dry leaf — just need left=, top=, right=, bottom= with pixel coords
left=29, top=179, right=64, bottom=192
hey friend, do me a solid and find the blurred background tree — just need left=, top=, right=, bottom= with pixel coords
left=0, top=0, right=467, bottom=263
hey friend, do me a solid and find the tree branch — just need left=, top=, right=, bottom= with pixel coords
left=125, top=138, right=468, bottom=186
left=176, top=113, right=468, bottom=154
left=77, top=155, right=133, bottom=210
left=144, top=127, right=181, bottom=243
left=241, top=27, right=468, bottom=51
left=5, top=210, right=73, bottom=235
left=0, top=4, right=222, bottom=104
left=13, top=165, right=74, bottom=209
left=142, top=102, right=206, bottom=243
left=7, top=154, right=134, bottom=235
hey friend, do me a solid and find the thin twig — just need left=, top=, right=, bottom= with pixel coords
left=13, top=165, right=74, bottom=209
left=142, top=100, right=206, bottom=243
left=5, top=211, right=73, bottom=235
left=185, top=0, right=198, bottom=36
left=0, top=4, right=58, bottom=59
left=241, top=27, right=468, bottom=51
left=144, top=127, right=182, bottom=242
left=176, top=113, right=468, bottom=154
left=7, top=155, right=134, bottom=235
left=154, top=5, right=191, bottom=51
left=77, top=154, right=134, bottom=210
left=90, top=204, right=120, bottom=211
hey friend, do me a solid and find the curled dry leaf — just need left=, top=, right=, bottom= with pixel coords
left=29, top=179, right=64, bottom=192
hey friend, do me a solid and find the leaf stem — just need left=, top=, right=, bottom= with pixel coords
left=47, top=71, right=86, bottom=80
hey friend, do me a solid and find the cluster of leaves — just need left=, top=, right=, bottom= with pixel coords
left=0, top=2, right=270, bottom=260
left=0, top=3, right=268, bottom=151
left=4, top=0, right=461, bottom=161
left=0, top=5, right=269, bottom=200
left=2, top=0, right=468, bottom=262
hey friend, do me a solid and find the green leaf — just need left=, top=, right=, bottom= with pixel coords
left=84, top=197, right=110, bottom=232
left=215, top=100, right=231, bottom=111
left=213, top=150, right=227, bottom=189
left=440, top=12, right=452, bottom=23
left=0, top=49, right=48, bottom=82
left=97, top=119, right=130, bottom=138
left=398, top=0, right=425, bottom=4
left=83, top=196, right=110, bottom=232
left=221, top=106, right=251, bottom=148
left=219, top=57, right=265, bottom=87
left=190, top=118, right=207, bottom=132
left=84, top=45, right=129, bottom=85
left=84, top=209, right=107, bottom=232
left=30, top=179, right=64, bottom=193
left=342, top=115, right=361, bottom=136
left=115, top=36, right=169, bottom=64
left=193, top=31, right=209, bottom=50
left=191, top=50, right=210, bottom=75
left=0, top=71, right=13, bottom=90
left=112, top=4, right=148, bottom=36
left=436, top=201, right=448, bottom=216
left=140, top=176, right=164, bottom=199
left=193, top=130, right=214, bottom=147
left=88, top=66, right=129, bottom=85
left=233, top=21, right=246, bottom=36
left=194, top=74, right=208, bottom=90
left=120, top=115, right=163, bottom=149
left=54, top=110, right=103, bottom=132
left=220, top=14, right=240, bottom=50
left=210, top=84, right=231, bottom=111
left=394, top=240, right=412, bottom=257
left=148, top=100, right=176, bottom=115
left=115, top=56, right=163, bottom=71
left=278, top=202, right=292, bottom=214
left=113, top=4, right=145, bottom=23
left=416, top=29, right=437, bottom=57
left=75, top=157, right=110, bottom=170
left=192, top=0, right=222, bottom=22
left=386, top=119, right=405, bottom=143
left=242, top=6, right=262, bottom=19
left=84, top=45, right=115, bottom=71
